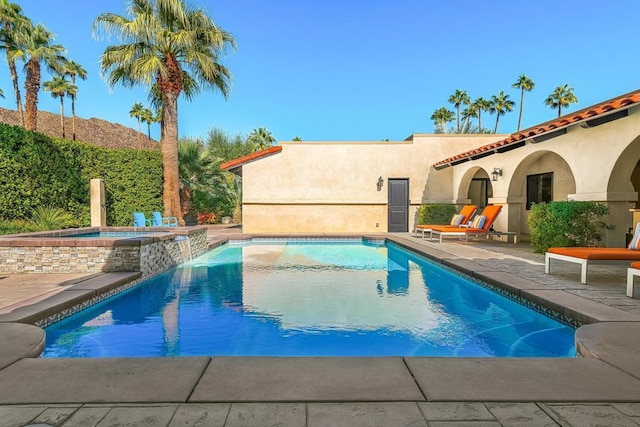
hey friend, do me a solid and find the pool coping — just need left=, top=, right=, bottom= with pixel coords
left=0, top=226, right=207, bottom=247
left=0, top=232, right=640, bottom=404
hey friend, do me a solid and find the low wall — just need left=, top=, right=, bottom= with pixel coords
left=0, top=227, right=208, bottom=278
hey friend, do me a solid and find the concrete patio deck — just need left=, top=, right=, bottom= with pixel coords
left=0, top=227, right=640, bottom=426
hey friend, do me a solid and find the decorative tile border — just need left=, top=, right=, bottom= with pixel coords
left=34, top=277, right=144, bottom=328
left=388, top=241, right=582, bottom=329
left=463, top=272, right=582, bottom=329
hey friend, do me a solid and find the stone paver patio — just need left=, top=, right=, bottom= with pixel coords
left=0, top=227, right=639, bottom=426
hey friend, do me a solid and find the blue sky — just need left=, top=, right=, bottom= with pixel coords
left=3, top=0, right=639, bottom=141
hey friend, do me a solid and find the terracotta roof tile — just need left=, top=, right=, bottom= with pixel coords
left=220, top=145, right=283, bottom=171
left=433, top=89, right=640, bottom=169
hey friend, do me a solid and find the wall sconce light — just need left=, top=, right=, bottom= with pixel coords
left=491, top=167, right=502, bottom=182
left=377, top=176, right=384, bottom=191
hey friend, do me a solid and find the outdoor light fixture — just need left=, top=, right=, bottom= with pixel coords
left=491, top=167, right=502, bottom=182
left=377, top=176, right=384, bottom=191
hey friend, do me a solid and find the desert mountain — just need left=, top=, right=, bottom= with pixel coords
left=0, top=107, right=159, bottom=150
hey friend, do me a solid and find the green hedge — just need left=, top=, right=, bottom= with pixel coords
left=0, top=123, right=163, bottom=228
left=527, top=201, right=613, bottom=253
left=416, top=204, right=458, bottom=225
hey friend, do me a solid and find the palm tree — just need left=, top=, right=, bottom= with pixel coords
left=94, top=0, right=236, bottom=224
left=430, top=107, right=455, bottom=133
left=512, top=74, right=535, bottom=132
left=448, top=89, right=470, bottom=133
left=43, top=75, right=75, bottom=138
left=545, top=84, right=578, bottom=117
left=141, top=107, right=155, bottom=141
left=215, top=172, right=242, bottom=223
left=0, top=0, right=28, bottom=126
left=11, top=22, right=65, bottom=131
left=61, top=60, right=87, bottom=140
left=473, top=97, right=491, bottom=133
left=247, top=127, right=276, bottom=152
left=461, top=104, right=479, bottom=132
left=129, top=102, right=144, bottom=149
left=488, top=91, right=515, bottom=133
left=178, top=139, right=216, bottom=219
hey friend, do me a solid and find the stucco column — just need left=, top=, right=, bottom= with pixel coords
left=569, top=192, right=637, bottom=247
left=487, top=197, right=523, bottom=236
left=606, top=201, right=634, bottom=247
left=90, top=178, right=106, bottom=227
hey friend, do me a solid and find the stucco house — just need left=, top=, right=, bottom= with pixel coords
left=222, top=90, right=640, bottom=246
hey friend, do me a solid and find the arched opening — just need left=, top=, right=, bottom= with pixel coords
left=607, top=134, right=640, bottom=240
left=507, top=151, right=576, bottom=238
left=456, top=166, right=493, bottom=208
left=468, top=169, right=493, bottom=209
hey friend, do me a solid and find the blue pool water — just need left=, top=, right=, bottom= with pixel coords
left=42, top=239, right=576, bottom=358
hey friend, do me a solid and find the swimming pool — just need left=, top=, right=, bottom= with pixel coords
left=42, top=239, right=576, bottom=358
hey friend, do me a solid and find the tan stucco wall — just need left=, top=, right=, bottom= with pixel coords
left=238, top=106, right=640, bottom=241
left=241, top=135, right=501, bottom=233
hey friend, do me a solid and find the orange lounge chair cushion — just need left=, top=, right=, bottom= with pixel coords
left=431, top=205, right=503, bottom=233
left=631, top=261, right=640, bottom=269
left=429, top=226, right=487, bottom=233
left=415, top=205, right=477, bottom=230
left=548, top=247, right=640, bottom=261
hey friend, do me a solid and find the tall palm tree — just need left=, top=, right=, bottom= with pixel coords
left=448, top=89, right=470, bottom=133
left=11, top=22, right=65, bottom=131
left=129, top=102, right=144, bottom=149
left=43, top=75, right=75, bottom=138
left=94, top=0, right=236, bottom=224
left=247, top=127, right=276, bottom=152
left=430, top=107, right=455, bottom=133
left=545, top=84, right=578, bottom=117
left=488, top=91, right=515, bottom=133
left=473, top=97, right=491, bottom=133
left=141, top=107, right=155, bottom=141
left=61, top=60, right=87, bottom=140
left=461, top=104, right=478, bottom=133
left=512, top=74, right=535, bottom=132
left=0, top=0, right=28, bottom=126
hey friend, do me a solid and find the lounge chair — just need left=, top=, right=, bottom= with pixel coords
left=133, top=212, right=153, bottom=227
left=414, top=205, right=477, bottom=238
left=627, top=261, right=640, bottom=297
left=428, top=205, right=503, bottom=243
left=152, top=211, right=178, bottom=227
left=546, top=222, right=640, bottom=284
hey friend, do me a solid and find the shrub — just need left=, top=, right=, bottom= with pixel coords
left=0, top=219, right=39, bottom=235
left=197, top=212, right=217, bottom=224
left=28, top=206, right=79, bottom=231
left=527, top=201, right=613, bottom=253
left=0, top=123, right=163, bottom=227
left=416, top=204, right=458, bottom=225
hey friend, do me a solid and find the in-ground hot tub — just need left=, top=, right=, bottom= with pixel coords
left=0, top=226, right=208, bottom=277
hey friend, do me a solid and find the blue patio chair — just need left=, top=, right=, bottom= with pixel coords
left=152, top=211, right=178, bottom=227
left=133, top=212, right=153, bottom=227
